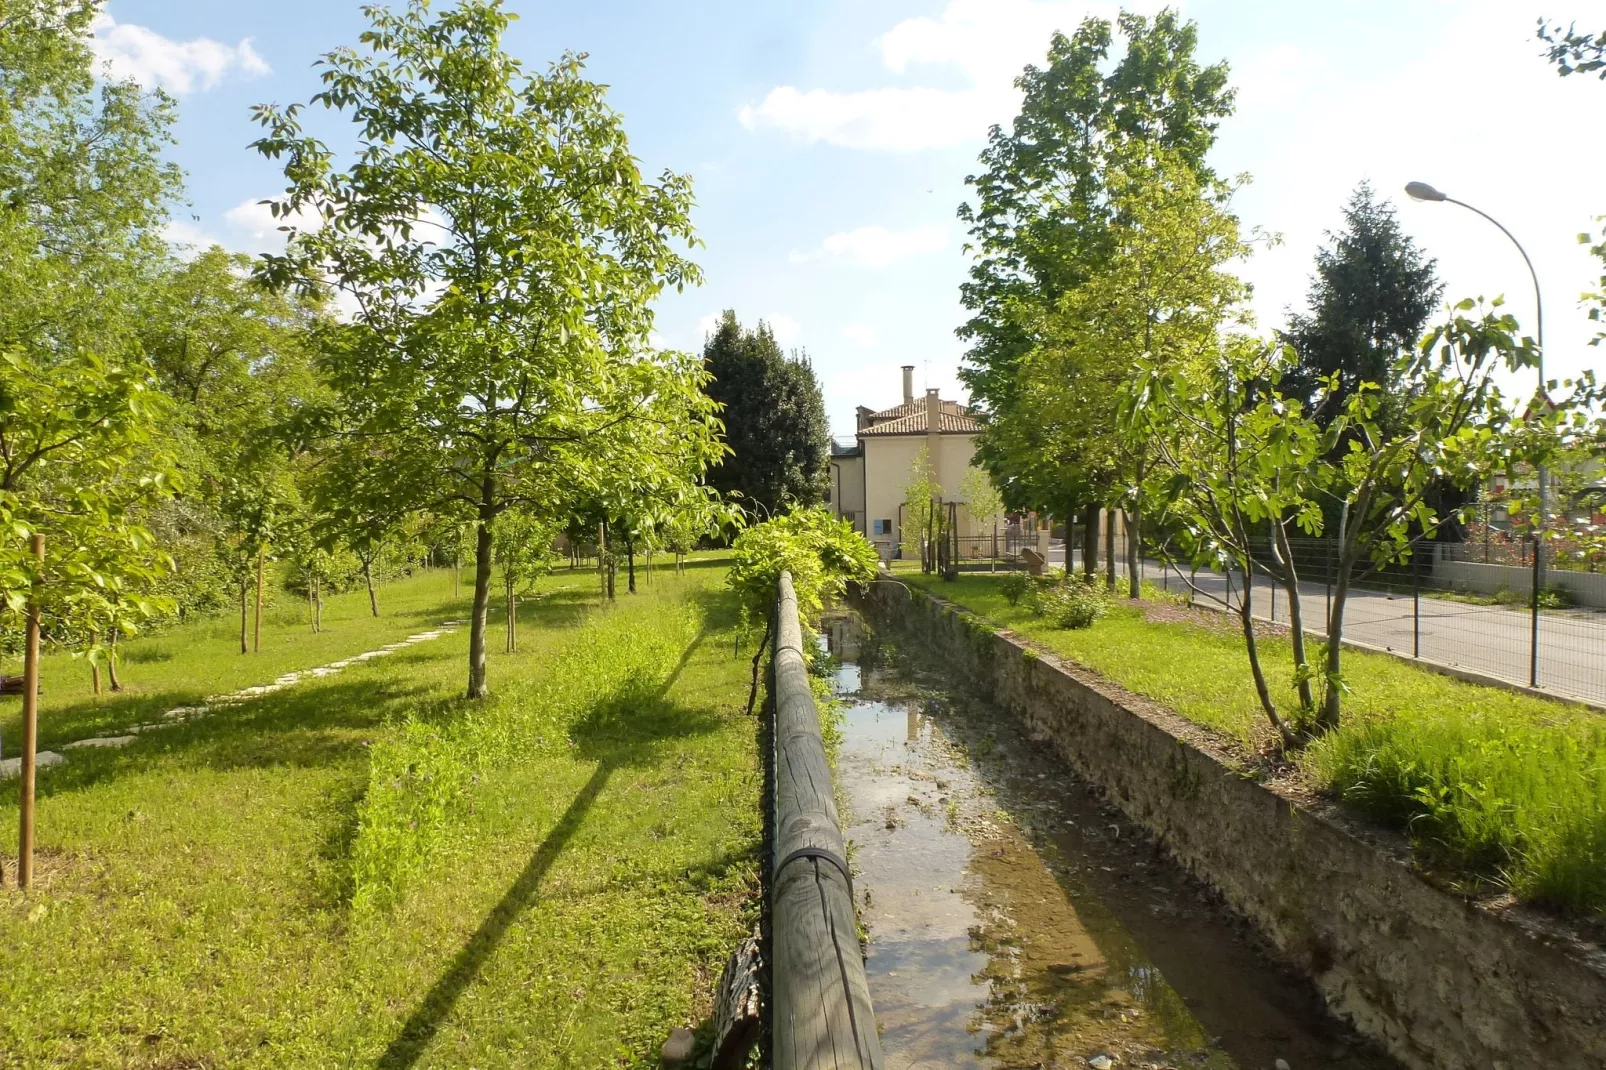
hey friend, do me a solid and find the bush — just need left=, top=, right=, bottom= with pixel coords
left=726, top=506, right=879, bottom=629
left=1000, top=572, right=1030, bottom=606
left=1036, top=577, right=1107, bottom=630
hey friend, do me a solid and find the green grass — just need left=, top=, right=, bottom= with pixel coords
left=0, top=567, right=481, bottom=754
left=905, top=571, right=1606, bottom=916
left=0, top=560, right=760, bottom=1067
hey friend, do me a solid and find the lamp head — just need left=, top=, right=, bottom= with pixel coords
left=1405, top=181, right=1448, bottom=203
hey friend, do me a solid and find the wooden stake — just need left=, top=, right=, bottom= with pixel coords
left=18, top=533, right=43, bottom=890
left=253, top=546, right=264, bottom=653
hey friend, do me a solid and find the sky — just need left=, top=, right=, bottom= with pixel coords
left=92, top=0, right=1606, bottom=439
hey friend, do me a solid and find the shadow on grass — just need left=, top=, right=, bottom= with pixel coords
left=374, top=626, right=722, bottom=1070
left=6, top=587, right=598, bottom=755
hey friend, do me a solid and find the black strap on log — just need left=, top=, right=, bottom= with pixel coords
left=775, top=845, right=854, bottom=899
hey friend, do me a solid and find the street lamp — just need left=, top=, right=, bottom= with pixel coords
left=1406, top=180, right=1548, bottom=686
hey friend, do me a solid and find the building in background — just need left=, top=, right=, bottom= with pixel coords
left=828, top=365, right=1002, bottom=559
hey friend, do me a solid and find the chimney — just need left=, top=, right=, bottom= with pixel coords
left=901, top=365, right=914, bottom=407
left=926, top=388, right=942, bottom=485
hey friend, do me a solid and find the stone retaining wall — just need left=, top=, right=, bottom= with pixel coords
left=858, top=579, right=1606, bottom=1070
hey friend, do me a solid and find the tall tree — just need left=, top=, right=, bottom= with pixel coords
left=251, top=0, right=722, bottom=698
left=1282, top=182, right=1442, bottom=426
left=701, top=311, right=829, bottom=520
left=956, top=9, right=1233, bottom=521
left=0, top=0, right=184, bottom=654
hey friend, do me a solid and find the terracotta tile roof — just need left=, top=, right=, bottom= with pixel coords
left=859, top=404, right=982, bottom=436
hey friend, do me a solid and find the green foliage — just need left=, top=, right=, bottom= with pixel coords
left=726, top=506, right=878, bottom=629
left=1539, top=18, right=1606, bottom=79
left=957, top=9, right=1233, bottom=519
left=1282, top=182, right=1442, bottom=429
left=701, top=311, right=830, bottom=520
left=1000, top=571, right=1030, bottom=606
left=251, top=0, right=721, bottom=696
left=1308, top=705, right=1606, bottom=913
left=1019, top=570, right=1107, bottom=629
left=0, top=0, right=185, bottom=649
left=900, top=445, right=945, bottom=567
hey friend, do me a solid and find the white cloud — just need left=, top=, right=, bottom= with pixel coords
left=793, top=225, right=948, bottom=268
left=767, top=314, right=802, bottom=347
left=842, top=324, right=880, bottom=348
left=161, top=218, right=223, bottom=256
left=90, top=13, right=270, bottom=95
left=739, top=1, right=1129, bottom=151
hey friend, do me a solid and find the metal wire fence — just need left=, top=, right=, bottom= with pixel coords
left=1062, top=534, right=1606, bottom=709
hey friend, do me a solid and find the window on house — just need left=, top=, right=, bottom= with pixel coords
left=824, top=488, right=832, bottom=503
left=873, top=518, right=892, bottom=536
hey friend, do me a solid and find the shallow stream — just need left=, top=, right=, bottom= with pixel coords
left=823, top=614, right=1398, bottom=1070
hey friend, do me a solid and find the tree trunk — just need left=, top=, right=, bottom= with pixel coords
left=1126, top=505, right=1141, bottom=600
left=363, top=557, right=379, bottom=617
left=1320, top=554, right=1354, bottom=733
left=467, top=516, right=495, bottom=699
left=308, top=576, right=317, bottom=633
left=1236, top=559, right=1290, bottom=741
left=90, top=630, right=101, bottom=696
left=604, top=520, right=616, bottom=601
left=313, top=576, right=323, bottom=633
left=1269, top=521, right=1315, bottom=712
left=598, top=521, right=608, bottom=602
left=239, top=579, right=249, bottom=655
left=504, top=568, right=516, bottom=654
left=1104, top=508, right=1117, bottom=592
left=254, top=546, right=265, bottom=653
left=453, top=554, right=460, bottom=598
left=107, top=630, right=122, bottom=692
left=1081, top=503, right=1099, bottom=580
left=626, top=531, right=636, bottom=594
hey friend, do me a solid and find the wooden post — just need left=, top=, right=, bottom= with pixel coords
left=18, top=533, right=44, bottom=890
left=253, top=545, right=265, bottom=653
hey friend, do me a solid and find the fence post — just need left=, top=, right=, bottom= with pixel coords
left=1325, top=540, right=1333, bottom=634
left=1530, top=532, right=1542, bottom=688
left=17, top=533, right=43, bottom=890
left=1412, top=548, right=1421, bottom=659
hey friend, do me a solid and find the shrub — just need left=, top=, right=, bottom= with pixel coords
left=1037, top=577, right=1107, bottom=630
left=1000, top=571, right=1030, bottom=606
left=726, top=506, right=879, bottom=629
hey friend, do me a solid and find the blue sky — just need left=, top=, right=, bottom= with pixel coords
left=94, top=0, right=1606, bottom=438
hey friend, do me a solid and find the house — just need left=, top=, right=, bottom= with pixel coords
left=828, top=365, right=1001, bottom=559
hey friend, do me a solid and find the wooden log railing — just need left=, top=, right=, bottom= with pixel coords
left=770, top=571, right=882, bottom=1069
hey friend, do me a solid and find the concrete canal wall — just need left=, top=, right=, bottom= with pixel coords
left=857, top=579, right=1606, bottom=1070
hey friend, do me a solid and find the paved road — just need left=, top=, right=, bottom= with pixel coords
left=1046, top=543, right=1606, bottom=707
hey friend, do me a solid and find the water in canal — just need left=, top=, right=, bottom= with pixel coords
left=823, top=614, right=1397, bottom=1070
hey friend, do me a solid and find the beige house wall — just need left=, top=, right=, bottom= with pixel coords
left=860, top=432, right=1002, bottom=557
left=830, top=455, right=866, bottom=533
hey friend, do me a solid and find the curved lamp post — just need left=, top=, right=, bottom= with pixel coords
left=1406, top=180, right=1547, bottom=686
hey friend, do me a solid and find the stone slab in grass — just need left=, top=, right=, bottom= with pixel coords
left=0, top=750, right=66, bottom=778
left=63, top=736, right=137, bottom=750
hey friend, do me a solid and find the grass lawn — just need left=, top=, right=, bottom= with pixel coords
left=0, top=559, right=760, bottom=1068
left=0, top=567, right=482, bottom=755
left=900, top=570, right=1606, bottom=917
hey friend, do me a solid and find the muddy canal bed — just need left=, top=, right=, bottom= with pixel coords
left=824, top=618, right=1396, bottom=1070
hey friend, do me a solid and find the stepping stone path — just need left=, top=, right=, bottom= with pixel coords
left=0, top=621, right=463, bottom=779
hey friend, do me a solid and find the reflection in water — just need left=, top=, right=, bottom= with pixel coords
left=824, top=612, right=1395, bottom=1070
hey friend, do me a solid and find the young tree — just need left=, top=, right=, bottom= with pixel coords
left=0, top=0, right=184, bottom=672
left=701, top=311, right=830, bottom=521
left=957, top=11, right=1234, bottom=524
left=1019, top=150, right=1251, bottom=598
left=901, top=445, right=944, bottom=572
left=252, top=1, right=722, bottom=697
left=1127, top=338, right=1327, bottom=740
left=1281, top=182, right=1442, bottom=427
